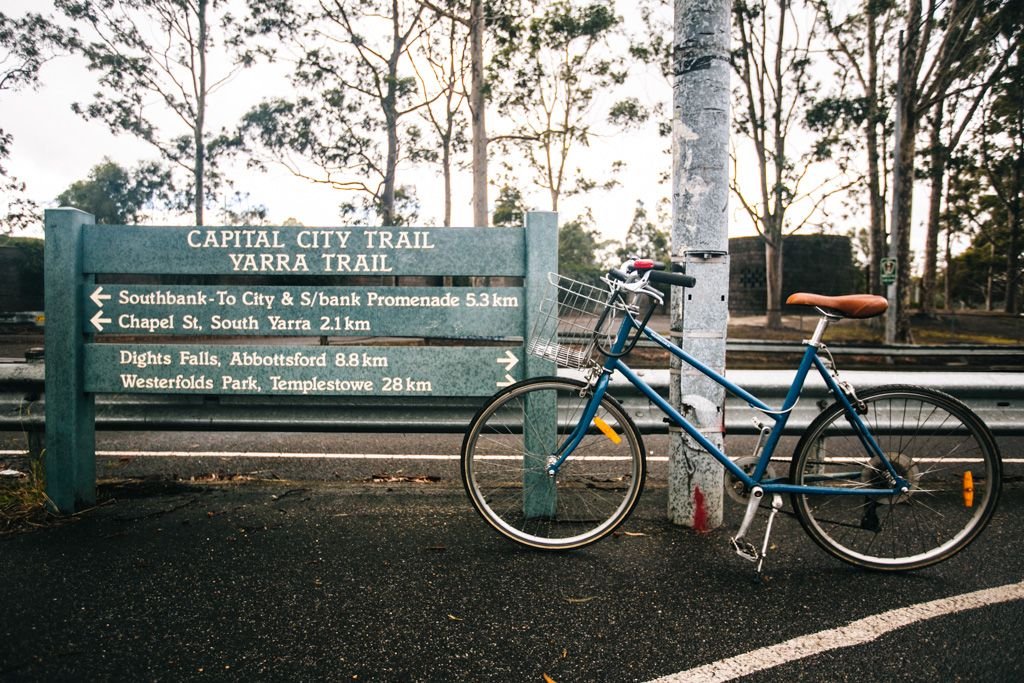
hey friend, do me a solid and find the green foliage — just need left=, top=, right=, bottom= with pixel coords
left=616, top=200, right=669, bottom=263
left=558, top=215, right=610, bottom=286
left=0, top=10, right=69, bottom=233
left=56, top=158, right=172, bottom=224
left=492, top=185, right=526, bottom=227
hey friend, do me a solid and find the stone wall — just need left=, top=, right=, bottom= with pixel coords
left=729, top=235, right=861, bottom=315
left=0, top=240, right=44, bottom=312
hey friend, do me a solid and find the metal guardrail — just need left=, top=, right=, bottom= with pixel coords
left=2, top=363, right=1021, bottom=448
left=555, top=332, right=1024, bottom=363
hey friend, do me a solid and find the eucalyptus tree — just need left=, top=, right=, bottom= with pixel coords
left=55, top=0, right=254, bottom=226
left=808, top=0, right=898, bottom=296
left=0, top=10, right=69, bottom=233
left=489, top=0, right=626, bottom=213
left=972, top=34, right=1024, bottom=313
left=883, top=0, right=1010, bottom=341
left=412, top=2, right=470, bottom=226
left=916, top=0, right=1019, bottom=313
left=55, top=158, right=173, bottom=224
left=416, top=0, right=490, bottom=226
left=240, top=0, right=438, bottom=226
left=557, top=212, right=610, bottom=285
left=731, top=0, right=853, bottom=329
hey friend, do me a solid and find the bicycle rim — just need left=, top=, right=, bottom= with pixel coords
left=790, top=386, right=1001, bottom=570
left=461, top=378, right=645, bottom=550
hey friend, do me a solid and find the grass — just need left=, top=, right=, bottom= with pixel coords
left=0, top=457, right=54, bottom=534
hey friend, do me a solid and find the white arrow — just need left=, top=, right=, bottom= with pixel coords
left=90, top=286, right=112, bottom=308
left=496, top=374, right=516, bottom=388
left=496, top=349, right=519, bottom=372
left=90, top=310, right=112, bottom=332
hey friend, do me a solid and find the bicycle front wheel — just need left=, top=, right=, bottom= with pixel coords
left=461, top=377, right=646, bottom=550
left=790, top=385, right=1001, bottom=571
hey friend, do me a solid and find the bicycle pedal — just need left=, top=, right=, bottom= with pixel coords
left=730, top=537, right=760, bottom=563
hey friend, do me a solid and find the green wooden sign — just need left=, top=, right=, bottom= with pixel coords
left=44, top=208, right=558, bottom=512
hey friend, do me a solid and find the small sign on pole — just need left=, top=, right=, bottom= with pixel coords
left=880, top=257, right=898, bottom=286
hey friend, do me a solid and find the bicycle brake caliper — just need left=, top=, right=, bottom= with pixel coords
left=839, top=379, right=867, bottom=415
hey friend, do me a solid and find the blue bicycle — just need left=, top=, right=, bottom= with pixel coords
left=461, top=259, right=1002, bottom=571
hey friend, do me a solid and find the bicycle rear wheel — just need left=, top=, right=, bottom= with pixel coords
left=461, top=377, right=645, bottom=550
left=790, top=385, right=1001, bottom=571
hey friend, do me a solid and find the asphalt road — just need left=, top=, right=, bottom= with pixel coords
left=2, top=462, right=1022, bottom=682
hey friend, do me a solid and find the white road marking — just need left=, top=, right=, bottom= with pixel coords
left=646, top=579, right=1024, bottom=683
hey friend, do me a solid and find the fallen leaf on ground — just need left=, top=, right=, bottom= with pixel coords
left=565, top=596, right=596, bottom=604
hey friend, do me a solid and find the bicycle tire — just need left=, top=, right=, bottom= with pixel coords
left=461, top=377, right=646, bottom=550
left=790, top=385, right=1001, bottom=571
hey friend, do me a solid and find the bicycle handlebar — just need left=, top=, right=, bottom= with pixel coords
left=607, top=260, right=697, bottom=289
left=648, top=269, right=697, bottom=288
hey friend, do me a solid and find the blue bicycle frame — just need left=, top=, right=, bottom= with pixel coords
left=549, top=306, right=912, bottom=498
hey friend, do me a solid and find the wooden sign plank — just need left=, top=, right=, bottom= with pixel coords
left=82, top=285, right=525, bottom=338
left=81, top=225, right=525, bottom=276
left=84, top=343, right=525, bottom=397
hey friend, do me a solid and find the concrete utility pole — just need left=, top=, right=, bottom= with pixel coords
left=669, top=0, right=732, bottom=530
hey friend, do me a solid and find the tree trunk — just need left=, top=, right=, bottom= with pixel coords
left=381, top=0, right=402, bottom=227
left=944, top=228, right=953, bottom=312
left=194, top=0, right=207, bottom=226
left=764, top=231, right=783, bottom=328
left=442, top=140, right=453, bottom=226
left=865, top=4, right=885, bottom=296
left=1006, top=182, right=1021, bottom=314
left=889, top=111, right=917, bottom=343
left=470, top=0, right=488, bottom=227
left=922, top=100, right=946, bottom=315
left=886, top=12, right=921, bottom=345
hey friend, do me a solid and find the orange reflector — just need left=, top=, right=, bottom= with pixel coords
left=963, top=471, right=974, bottom=508
left=592, top=416, right=621, bottom=444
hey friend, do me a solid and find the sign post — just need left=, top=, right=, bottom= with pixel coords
left=44, top=208, right=97, bottom=512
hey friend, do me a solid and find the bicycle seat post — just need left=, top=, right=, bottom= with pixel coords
left=806, top=310, right=841, bottom=348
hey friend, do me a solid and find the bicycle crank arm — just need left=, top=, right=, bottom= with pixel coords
left=730, top=486, right=764, bottom=563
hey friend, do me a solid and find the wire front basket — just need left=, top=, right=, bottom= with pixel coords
left=526, top=273, right=631, bottom=369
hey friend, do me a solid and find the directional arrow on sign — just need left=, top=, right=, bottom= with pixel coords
left=496, top=349, right=518, bottom=372
left=90, top=286, right=112, bottom=308
left=496, top=374, right=516, bottom=388
left=90, top=310, right=112, bottom=332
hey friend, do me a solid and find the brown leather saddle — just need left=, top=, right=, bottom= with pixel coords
left=785, top=292, right=888, bottom=319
